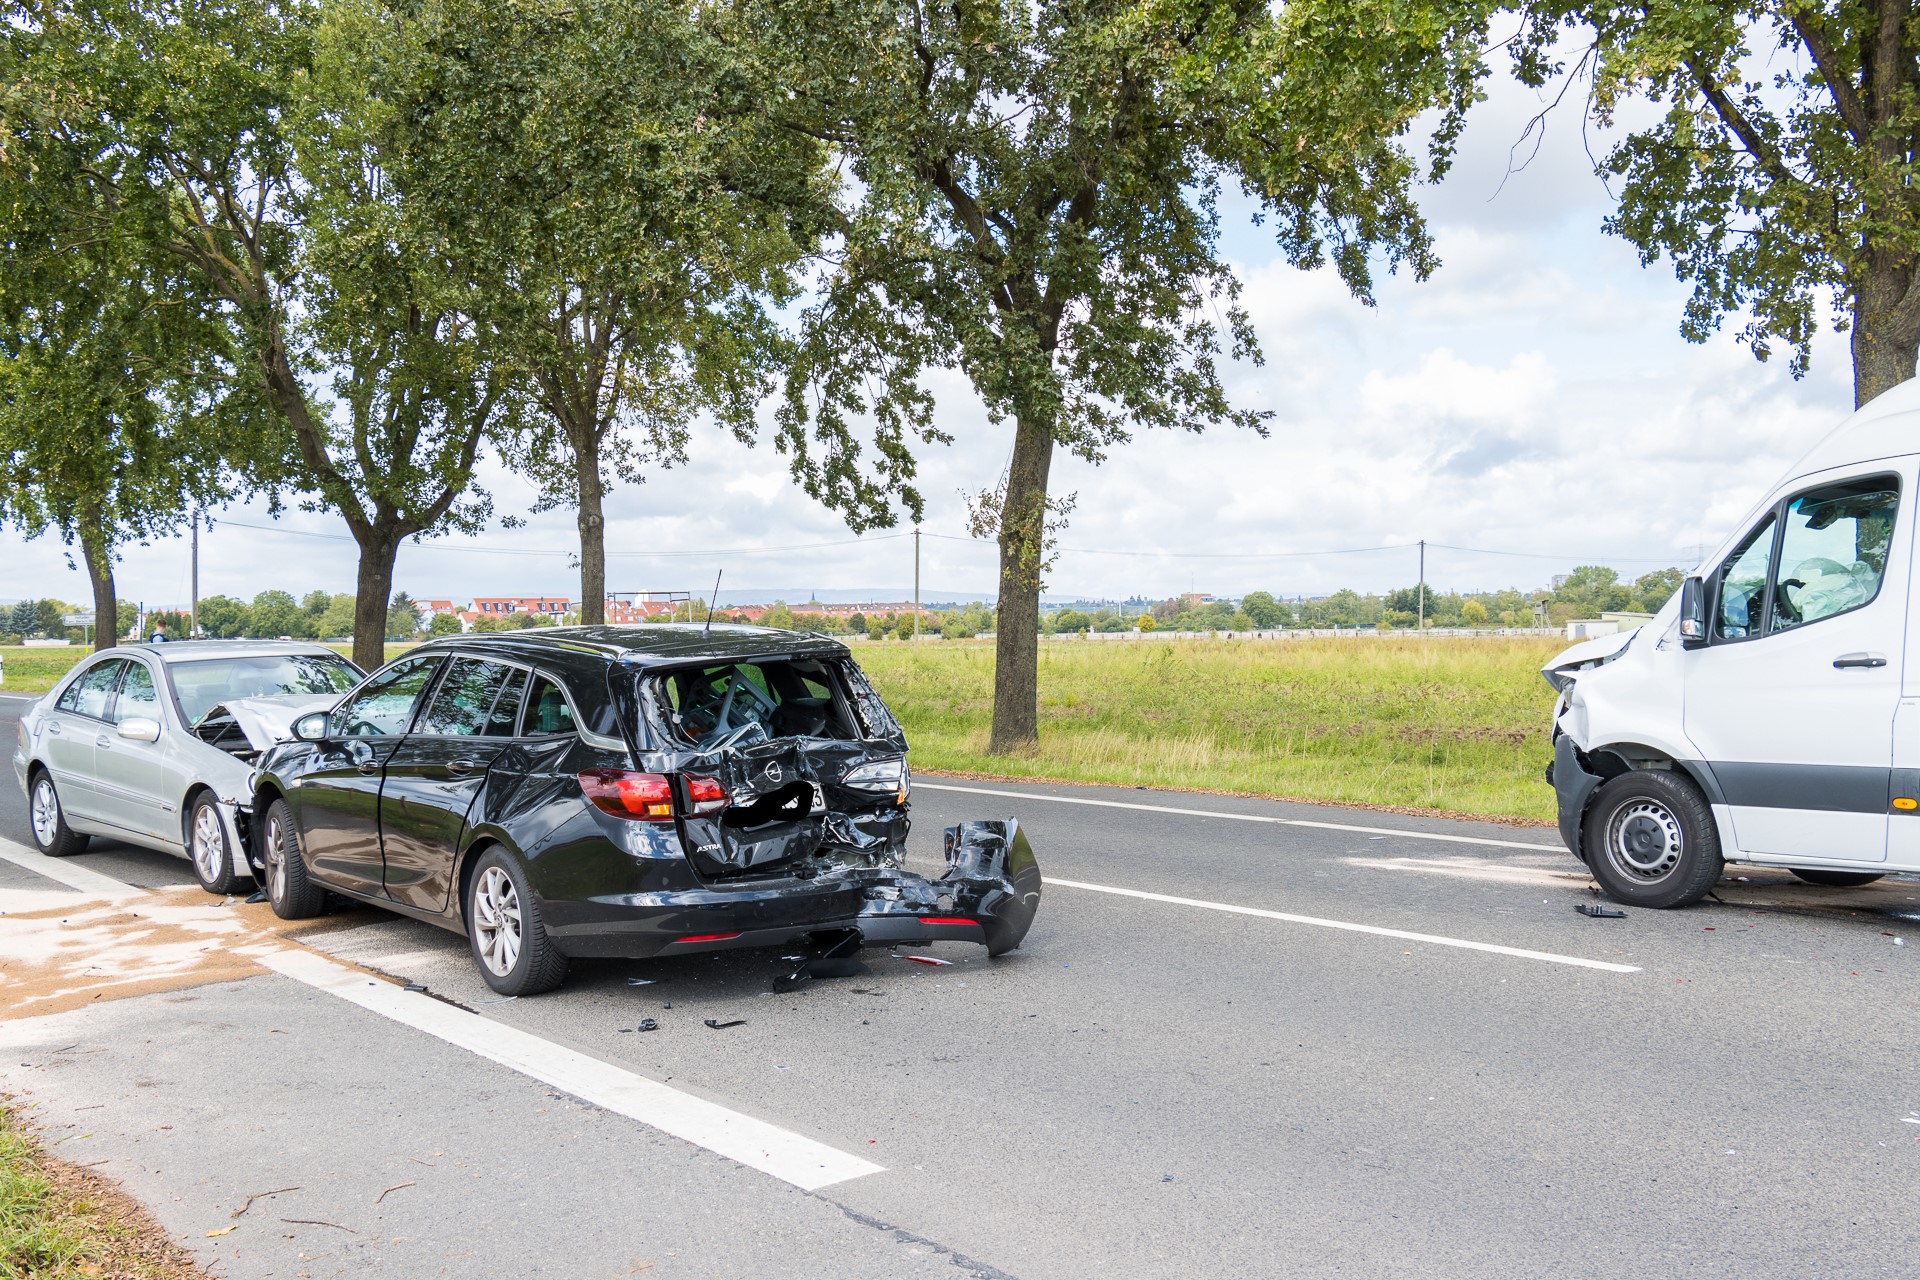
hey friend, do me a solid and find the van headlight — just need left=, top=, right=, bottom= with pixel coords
left=843, top=756, right=909, bottom=800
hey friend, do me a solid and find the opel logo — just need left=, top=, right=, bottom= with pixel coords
left=764, top=762, right=783, bottom=784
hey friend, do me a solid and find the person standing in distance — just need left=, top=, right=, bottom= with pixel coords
left=149, top=619, right=168, bottom=643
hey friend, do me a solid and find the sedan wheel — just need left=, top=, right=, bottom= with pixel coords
left=28, top=773, right=89, bottom=858
left=465, top=849, right=567, bottom=996
left=189, top=795, right=242, bottom=895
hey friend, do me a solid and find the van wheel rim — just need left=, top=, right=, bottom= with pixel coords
left=192, top=805, right=225, bottom=881
left=1608, top=800, right=1683, bottom=879
left=30, top=780, right=58, bottom=846
left=473, top=867, right=522, bottom=977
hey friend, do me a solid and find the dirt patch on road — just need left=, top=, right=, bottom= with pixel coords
left=0, top=888, right=362, bottom=1020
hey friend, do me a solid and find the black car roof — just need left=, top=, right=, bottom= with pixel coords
left=412, top=624, right=851, bottom=672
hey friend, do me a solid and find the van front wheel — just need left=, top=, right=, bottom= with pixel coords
left=1584, top=770, right=1723, bottom=908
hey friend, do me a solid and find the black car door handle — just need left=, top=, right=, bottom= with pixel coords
left=446, top=758, right=482, bottom=776
left=1833, top=652, right=1888, bottom=669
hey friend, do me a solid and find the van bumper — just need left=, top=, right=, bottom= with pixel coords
left=1549, top=735, right=1603, bottom=863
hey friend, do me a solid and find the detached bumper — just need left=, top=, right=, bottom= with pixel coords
left=546, top=817, right=1043, bottom=960
left=1549, top=735, right=1602, bottom=863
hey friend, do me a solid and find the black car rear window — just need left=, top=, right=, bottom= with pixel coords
left=658, top=658, right=857, bottom=747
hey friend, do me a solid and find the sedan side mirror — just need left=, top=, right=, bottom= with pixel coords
left=1679, top=576, right=1708, bottom=649
left=292, top=711, right=330, bottom=743
left=117, top=716, right=161, bottom=742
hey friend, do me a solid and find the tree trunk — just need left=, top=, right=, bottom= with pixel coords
left=575, top=424, right=606, bottom=626
left=351, top=528, right=399, bottom=673
left=77, top=504, right=116, bottom=653
left=1852, top=254, right=1920, bottom=407
left=988, top=412, right=1055, bottom=755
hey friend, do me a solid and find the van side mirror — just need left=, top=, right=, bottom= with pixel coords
left=292, top=711, right=330, bottom=743
left=1679, top=576, right=1708, bottom=649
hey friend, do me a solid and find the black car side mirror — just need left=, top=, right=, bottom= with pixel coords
left=1679, top=576, right=1708, bottom=649
left=292, top=711, right=331, bottom=743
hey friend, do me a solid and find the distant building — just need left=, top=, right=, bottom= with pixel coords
left=473, top=596, right=570, bottom=618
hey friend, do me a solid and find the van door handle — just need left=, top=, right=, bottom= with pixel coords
left=1833, top=652, right=1888, bottom=669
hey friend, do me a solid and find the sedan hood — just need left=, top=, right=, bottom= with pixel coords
left=200, top=694, right=337, bottom=751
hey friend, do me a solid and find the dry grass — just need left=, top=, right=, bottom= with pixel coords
left=0, top=1098, right=209, bottom=1279
left=858, top=636, right=1568, bottom=821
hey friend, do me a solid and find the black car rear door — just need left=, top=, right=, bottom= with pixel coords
left=294, top=654, right=444, bottom=895
left=379, top=657, right=527, bottom=912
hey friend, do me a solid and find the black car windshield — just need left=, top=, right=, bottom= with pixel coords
left=170, top=654, right=361, bottom=724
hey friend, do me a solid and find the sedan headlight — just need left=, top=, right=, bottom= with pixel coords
left=842, top=756, right=909, bottom=799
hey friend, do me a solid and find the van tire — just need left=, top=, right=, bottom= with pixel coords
left=1583, top=770, right=1723, bottom=908
left=1789, top=868, right=1885, bottom=888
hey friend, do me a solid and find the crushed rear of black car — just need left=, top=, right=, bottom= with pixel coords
left=249, top=625, right=1042, bottom=994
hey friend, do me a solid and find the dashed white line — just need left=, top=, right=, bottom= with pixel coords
left=916, top=782, right=1563, bottom=851
left=263, top=950, right=885, bottom=1190
left=1046, top=877, right=1640, bottom=973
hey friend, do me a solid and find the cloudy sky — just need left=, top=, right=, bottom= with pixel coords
left=2, top=55, right=1856, bottom=611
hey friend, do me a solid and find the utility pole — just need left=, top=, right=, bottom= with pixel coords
left=1417, top=539, right=1426, bottom=631
left=189, top=507, right=200, bottom=638
left=913, top=525, right=921, bottom=643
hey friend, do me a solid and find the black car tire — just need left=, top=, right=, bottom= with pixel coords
left=1789, top=867, right=1885, bottom=888
left=1583, top=769, right=1723, bottom=908
left=466, top=847, right=568, bottom=997
left=264, top=798, right=326, bottom=919
left=188, top=793, right=243, bottom=895
left=27, top=769, right=89, bottom=858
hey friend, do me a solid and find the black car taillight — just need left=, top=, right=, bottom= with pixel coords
left=683, top=774, right=727, bottom=816
left=579, top=770, right=675, bottom=821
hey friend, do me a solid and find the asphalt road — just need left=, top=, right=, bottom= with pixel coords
left=4, top=694, right=1920, bottom=1278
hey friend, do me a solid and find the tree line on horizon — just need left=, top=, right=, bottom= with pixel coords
left=3, top=0, right=1911, bottom=753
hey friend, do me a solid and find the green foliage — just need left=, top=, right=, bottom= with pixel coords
left=426, top=611, right=462, bottom=637
left=1239, top=592, right=1290, bottom=629
left=1509, top=0, right=1920, bottom=402
left=763, top=603, right=795, bottom=630
left=317, top=593, right=357, bottom=638
left=386, top=592, right=422, bottom=640
left=248, top=589, right=310, bottom=639
left=195, top=595, right=252, bottom=639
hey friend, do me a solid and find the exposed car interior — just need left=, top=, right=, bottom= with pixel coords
left=657, top=659, right=859, bottom=748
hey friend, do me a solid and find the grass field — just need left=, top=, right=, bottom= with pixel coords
left=1, top=635, right=1569, bottom=821
left=858, top=637, right=1567, bottom=821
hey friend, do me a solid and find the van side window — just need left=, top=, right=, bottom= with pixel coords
left=1714, top=516, right=1775, bottom=641
left=1769, top=478, right=1900, bottom=633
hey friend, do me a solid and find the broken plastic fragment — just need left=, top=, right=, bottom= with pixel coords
left=627, top=977, right=656, bottom=986
left=637, top=1018, right=659, bottom=1032
left=772, top=970, right=813, bottom=993
left=1575, top=904, right=1626, bottom=918
left=402, top=983, right=427, bottom=993
left=244, top=890, right=268, bottom=904
left=904, top=955, right=954, bottom=966
left=703, top=1018, right=746, bottom=1030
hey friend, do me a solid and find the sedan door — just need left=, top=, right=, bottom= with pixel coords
left=380, top=659, right=528, bottom=912
left=90, top=657, right=188, bottom=843
left=40, top=659, right=126, bottom=822
left=290, top=654, right=444, bottom=895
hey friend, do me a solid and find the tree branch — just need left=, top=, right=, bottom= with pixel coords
left=1788, top=11, right=1871, bottom=144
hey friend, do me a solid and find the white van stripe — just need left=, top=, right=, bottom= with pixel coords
left=262, top=950, right=885, bottom=1190
left=916, top=783, right=1564, bottom=851
left=1047, top=877, right=1640, bottom=973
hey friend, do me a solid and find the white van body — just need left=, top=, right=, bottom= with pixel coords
left=1546, top=379, right=1920, bottom=905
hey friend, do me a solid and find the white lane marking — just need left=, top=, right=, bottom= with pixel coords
left=1342, top=856, right=1590, bottom=887
left=0, top=887, right=89, bottom=912
left=0, top=836, right=147, bottom=899
left=1046, top=877, right=1641, bottom=973
left=917, top=783, right=1562, bottom=851
left=261, top=950, right=885, bottom=1191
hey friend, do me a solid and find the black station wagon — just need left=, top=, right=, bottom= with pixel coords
left=250, top=626, right=1042, bottom=994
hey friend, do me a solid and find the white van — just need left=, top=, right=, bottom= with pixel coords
left=1546, top=380, right=1920, bottom=907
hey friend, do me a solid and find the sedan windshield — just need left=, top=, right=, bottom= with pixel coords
left=170, top=654, right=361, bottom=724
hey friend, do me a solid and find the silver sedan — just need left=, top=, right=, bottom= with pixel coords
left=11, top=641, right=362, bottom=892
